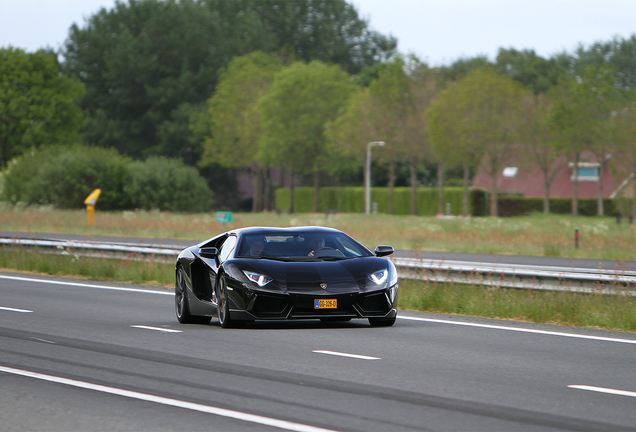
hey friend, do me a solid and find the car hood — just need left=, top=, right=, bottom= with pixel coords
left=230, top=257, right=389, bottom=294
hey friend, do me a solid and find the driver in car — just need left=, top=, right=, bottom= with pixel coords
left=308, top=236, right=326, bottom=256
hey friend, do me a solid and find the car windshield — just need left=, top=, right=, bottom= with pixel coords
left=236, top=231, right=373, bottom=259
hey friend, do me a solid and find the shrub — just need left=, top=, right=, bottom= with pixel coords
left=125, top=157, right=213, bottom=212
left=1, top=145, right=131, bottom=210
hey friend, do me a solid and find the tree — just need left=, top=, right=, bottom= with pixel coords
left=495, top=48, right=568, bottom=94
left=258, top=61, right=356, bottom=212
left=197, top=52, right=283, bottom=212
left=520, top=94, right=565, bottom=214
left=0, top=47, right=84, bottom=167
left=548, top=65, right=623, bottom=216
left=62, top=0, right=395, bottom=161
left=427, top=68, right=528, bottom=217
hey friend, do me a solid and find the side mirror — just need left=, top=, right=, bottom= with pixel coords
left=200, top=247, right=219, bottom=259
left=374, top=246, right=394, bottom=257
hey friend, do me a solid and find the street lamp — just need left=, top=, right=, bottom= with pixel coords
left=365, top=141, right=385, bottom=215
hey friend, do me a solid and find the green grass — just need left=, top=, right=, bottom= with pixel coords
left=0, top=247, right=174, bottom=288
left=396, top=279, right=636, bottom=332
left=0, top=207, right=635, bottom=260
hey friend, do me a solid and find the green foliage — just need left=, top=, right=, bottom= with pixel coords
left=125, top=156, right=213, bottom=212
left=63, top=0, right=395, bottom=159
left=0, top=47, right=85, bottom=166
left=1, top=145, right=130, bottom=210
left=497, top=196, right=617, bottom=217
left=1, top=147, right=213, bottom=211
left=199, top=52, right=283, bottom=169
left=495, top=48, right=568, bottom=94
left=275, top=186, right=472, bottom=216
left=259, top=61, right=357, bottom=171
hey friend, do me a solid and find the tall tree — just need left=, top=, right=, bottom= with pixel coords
left=519, top=94, right=565, bottom=214
left=62, top=0, right=395, bottom=161
left=258, top=61, right=356, bottom=213
left=196, top=52, right=282, bottom=212
left=0, top=47, right=84, bottom=167
left=427, top=68, right=528, bottom=217
left=548, top=65, right=622, bottom=216
left=495, top=48, right=569, bottom=94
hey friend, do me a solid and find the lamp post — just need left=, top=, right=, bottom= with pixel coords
left=365, top=141, right=385, bottom=215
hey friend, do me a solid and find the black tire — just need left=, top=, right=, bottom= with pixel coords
left=175, top=266, right=211, bottom=324
left=368, top=316, right=396, bottom=327
left=216, top=276, right=235, bottom=328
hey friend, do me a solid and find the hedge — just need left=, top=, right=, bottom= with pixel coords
left=275, top=187, right=619, bottom=217
left=275, top=187, right=487, bottom=216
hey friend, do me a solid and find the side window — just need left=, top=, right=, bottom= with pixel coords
left=219, top=235, right=237, bottom=262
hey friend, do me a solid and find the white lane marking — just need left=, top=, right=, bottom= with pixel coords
left=313, top=350, right=380, bottom=360
left=131, top=325, right=182, bottom=333
left=30, top=338, right=56, bottom=344
left=569, top=385, right=636, bottom=398
left=0, top=306, right=33, bottom=313
left=398, top=316, right=636, bottom=345
left=0, top=365, right=339, bottom=432
left=398, top=316, right=636, bottom=344
left=5, top=273, right=636, bottom=347
left=0, top=275, right=172, bottom=296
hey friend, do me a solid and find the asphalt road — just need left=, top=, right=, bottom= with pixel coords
left=2, top=271, right=636, bottom=431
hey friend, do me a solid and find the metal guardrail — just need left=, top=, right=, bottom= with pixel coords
left=2, top=238, right=635, bottom=294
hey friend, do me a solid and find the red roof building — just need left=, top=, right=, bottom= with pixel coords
left=471, top=150, right=632, bottom=199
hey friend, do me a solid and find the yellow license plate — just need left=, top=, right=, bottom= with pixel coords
left=315, top=299, right=337, bottom=309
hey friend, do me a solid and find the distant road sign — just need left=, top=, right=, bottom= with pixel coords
left=215, top=212, right=233, bottom=224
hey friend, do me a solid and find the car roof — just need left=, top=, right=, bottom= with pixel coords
left=230, top=226, right=342, bottom=236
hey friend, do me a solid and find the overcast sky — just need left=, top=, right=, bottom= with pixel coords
left=2, top=0, right=635, bottom=66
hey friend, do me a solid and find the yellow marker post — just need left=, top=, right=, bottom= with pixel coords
left=84, top=189, right=101, bottom=225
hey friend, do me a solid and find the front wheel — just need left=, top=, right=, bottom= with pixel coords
left=368, top=316, right=396, bottom=327
left=216, top=276, right=236, bottom=328
left=175, top=266, right=211, bottom=324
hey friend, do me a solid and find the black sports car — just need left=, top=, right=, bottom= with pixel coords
left=175, top=226, right=398, bottom=327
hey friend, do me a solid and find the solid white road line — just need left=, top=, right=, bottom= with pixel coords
left=6, top=273, right=636, bottom=347
left=398, top=316, right=636, bottom=345
left=313, top=350, right=380, bottom=360
left=0, top=365, right=340, bottom=432
left=0, top=306, right=33, bottom=313
left=0, top=274, right=172, bottom=296
left=130, top=325, right=182, bottom=333
left=569, top=385, right=636, bottom=398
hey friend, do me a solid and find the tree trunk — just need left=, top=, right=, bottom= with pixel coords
left=597, top=159, right=604, bottom=216
left=489, top=169, right=498, bottom=217
left=410, top=159, right=418, bottom=216
left=251, top=166, right=264, bottom=212
left=438, top=162, right=445, bottom=215
left=388, top=160, right=396, bottom=215
left=313, top=169, right=320, bottom=213
left=463, top=163, right=470, bottom=217
left=572, top=152, right=579, bottom=216
left=289, top=173, right=295, bottom=214
left=543, top=181, right=551, bottom=214
left=263, top=167, right=272, bottom=211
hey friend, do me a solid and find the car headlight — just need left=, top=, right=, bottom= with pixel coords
left=243, top=271, right=273, bottom=287
left=368, top=268, right=388, bottom=285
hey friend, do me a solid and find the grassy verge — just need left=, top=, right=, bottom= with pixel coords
left=2, top=247, right=635, bottom=333
left=0, top=248, right=174, bottom=288
left=1, top=207, right=635, bottom=261
left=396, top=279, right=636, bottom=332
